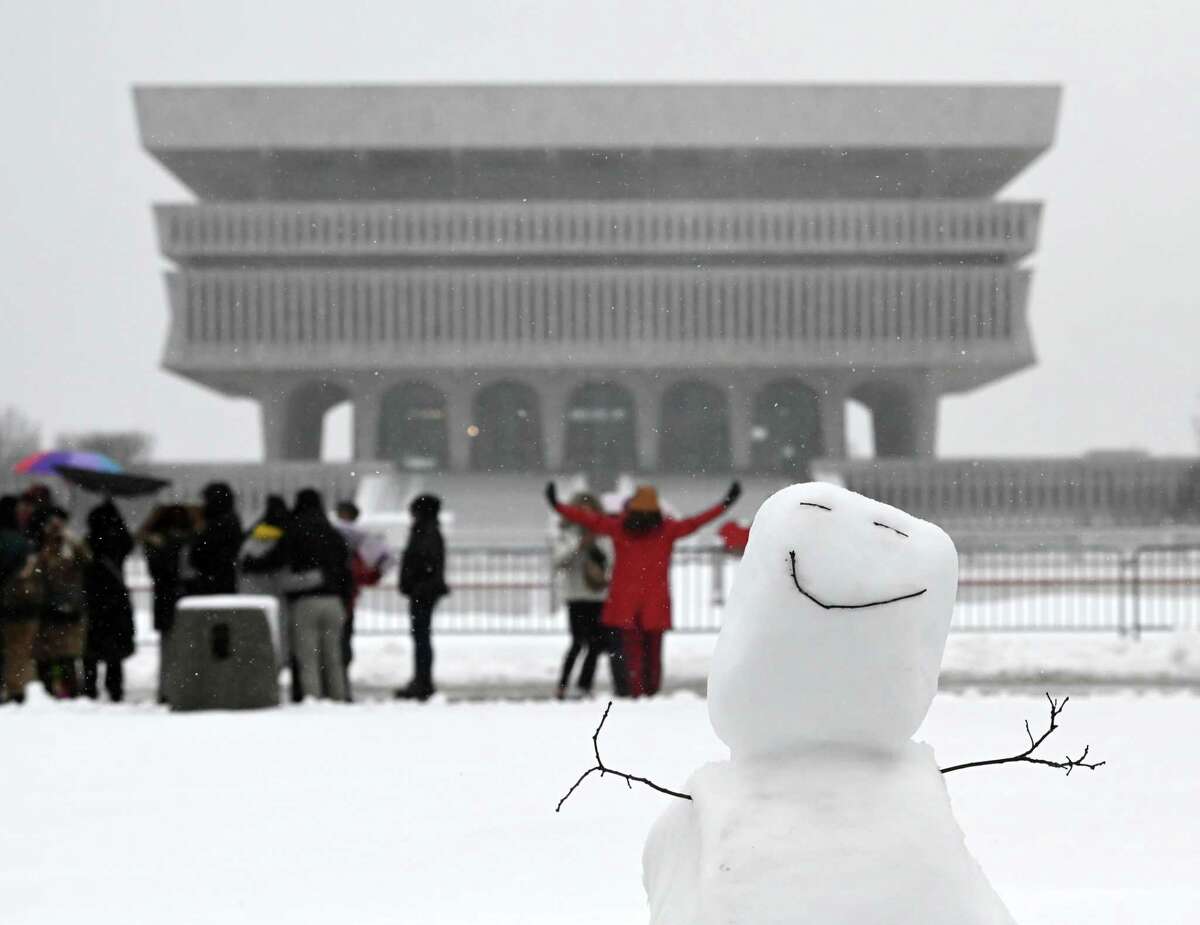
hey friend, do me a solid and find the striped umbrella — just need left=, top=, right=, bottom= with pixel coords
left=12, top=451, right=124, bottom=475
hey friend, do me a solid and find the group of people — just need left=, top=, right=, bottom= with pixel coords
left=0, top=481, right=448, bottom=705
left=1, top=476, right=740, bottom=705
left=0, top=485, right=137, bottom=703
left=549, top=480, right=741, bottom=699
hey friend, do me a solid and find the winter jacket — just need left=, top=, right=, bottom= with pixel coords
left=238, top=523, right=287, bottom=597
left=554, top=528, right=611, bottom=604
left=187, top=512, right=243, bottom=596
left=187, top=487, right=243, bottom=596
left=38, top=533, right=89, bottom=627
left=244, top=511, right=351, bottom=602
left=143, top=530, right=189, bottom=633
left=399, top=522, right=448, bottom=603
left=553, top=501, right=727, bottom=631
left=83, top=501, right=135, bottom=662
left=0, top=528, right=36, bottom=623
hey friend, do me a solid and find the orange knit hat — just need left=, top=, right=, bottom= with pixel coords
left=627, top=485, right=660, bottom=514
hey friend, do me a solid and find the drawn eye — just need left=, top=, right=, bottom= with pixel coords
left=873, top=521, right=909, bottom=538
left=799, top=502, right=832, bottom=511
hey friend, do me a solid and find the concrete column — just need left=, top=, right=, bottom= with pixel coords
left=819, top=379, right=848, bottom=459
left=540, top=377, right=572, bottom=472
left=908, top=376, right=939, bottom=458
left=260, top=391, right=292, bottom=462
left=444, top=379, right=475, bottom=472
left=632, top=376, right=666, bottom=472
left=352, top=387, right=383, bottom=461
left=727, top=378, right=757, bottom=472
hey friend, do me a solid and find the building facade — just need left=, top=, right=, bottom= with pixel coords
left=135, top=85, right=1059, bottom=475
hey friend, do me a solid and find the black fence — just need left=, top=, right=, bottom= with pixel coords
left=125, top=543, right=1200, bottom=639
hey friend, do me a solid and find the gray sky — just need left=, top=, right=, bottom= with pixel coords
left=2, top=0, right=1197, bottom=462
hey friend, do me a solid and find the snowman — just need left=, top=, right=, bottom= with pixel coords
left=642, top=482, right=1015, bottom=925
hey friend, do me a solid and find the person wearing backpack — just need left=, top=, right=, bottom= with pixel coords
left=553, top=493, right=625, bottom=699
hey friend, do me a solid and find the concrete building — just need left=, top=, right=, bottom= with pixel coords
left=135, top=84, right=1059, bottom=477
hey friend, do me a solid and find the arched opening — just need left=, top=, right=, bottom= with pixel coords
left=850, top=381, right=916, bottom=458
left=378, top=382, right=448, bottom=471
left=564, top=381, right=637, bottom=474
left=471, top=381, right=543, bottom=472
left=273, top=380, right=349, bottom=460
left=660, top=380, right=731, bottom=473
left=751, top=379, right=824, bottom=475
left=845, top=398, right=876, bottom=459
left=321, top=400, right=353, bottom=462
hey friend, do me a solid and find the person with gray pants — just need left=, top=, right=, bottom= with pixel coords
left=291, top=595, right=347, bottom=703
left=242, top=488, right=353, bottom=703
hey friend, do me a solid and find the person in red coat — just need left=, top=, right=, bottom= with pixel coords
left=546, top=480, right=741, bottom=698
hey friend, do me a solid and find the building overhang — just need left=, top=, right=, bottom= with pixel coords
left=134, top=84, right=1061, bottom=200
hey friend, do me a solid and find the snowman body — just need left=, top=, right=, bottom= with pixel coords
left=643, top=483, right=1015, bottom=925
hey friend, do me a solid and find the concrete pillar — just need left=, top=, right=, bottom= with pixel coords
left=727, top=378, right=757, bottom=472
left=352, top=387, right=383, bottom=461
left=632, top=377, right=665, bottom=472
left=819, top=379, right=848, bottom=459
left=260, top=390, right=292, bottom=462
left=908, top=376, right=939, bottom=458
left=444, top=379, right=475, bottom=472
left=540, top=377, right=572, bottom=472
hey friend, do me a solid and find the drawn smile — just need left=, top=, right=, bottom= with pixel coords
left=787, top=550, right=927, bottom=610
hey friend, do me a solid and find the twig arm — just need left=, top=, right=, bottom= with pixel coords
left=556, top=702, right=693, bottom=812
left=940, top=694, right=1106, bottom=776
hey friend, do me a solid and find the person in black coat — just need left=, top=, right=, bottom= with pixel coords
left=138, top=504, right=196, bottom=703
left=395, top=494, right=448, bottom=701
left=82, top=499, right=135, bottom=701
left=186, top=482, right=242, bottom=596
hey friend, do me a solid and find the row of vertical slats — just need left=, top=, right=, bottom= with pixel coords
left=178, top=268, right=1023, bottom=347
left=160, top=201, right=1039, bottom=255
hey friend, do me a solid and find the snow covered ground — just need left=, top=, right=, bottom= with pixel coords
left=1, top=689, right=1196, bottom=923
left=124, top=627, right=1200, bottom=701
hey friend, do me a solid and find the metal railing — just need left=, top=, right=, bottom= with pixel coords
left=125, top=543, right=1200, bottom=640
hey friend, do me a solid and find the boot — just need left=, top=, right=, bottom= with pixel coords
left=394, top=680, right=436, bottom=702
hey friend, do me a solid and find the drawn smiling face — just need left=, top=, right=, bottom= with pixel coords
left=708, top=483, right=959, bottom=758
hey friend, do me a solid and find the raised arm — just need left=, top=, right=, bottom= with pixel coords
left=668, top=482, right=742, bottom=540
left=545, top=483, right=620, bottom=537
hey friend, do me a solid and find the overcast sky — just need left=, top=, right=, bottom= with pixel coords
left=2, top=0, right=1197, bottom=462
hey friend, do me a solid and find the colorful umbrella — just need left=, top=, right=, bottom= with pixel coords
left=12, top=451, right=123, bottom=475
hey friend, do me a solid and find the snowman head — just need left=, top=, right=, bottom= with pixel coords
left=708, top=482, right=958, bottom=759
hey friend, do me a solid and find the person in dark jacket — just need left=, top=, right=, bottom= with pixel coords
left=395, top=494, right=448, bottom=701
left=186, top=482, right=242, bottom=596
left=1, top=495, right=38, bottom=704
left=82, top=499, right=135, bottom=701
left=138, top=504, right=196, bottom=703
left=244, top=488, right=351, bottom=702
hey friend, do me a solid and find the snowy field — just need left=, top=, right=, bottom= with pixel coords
left=101, top=627, right=1200, bottom=703
left=2, top=689, right=1197, bottom=924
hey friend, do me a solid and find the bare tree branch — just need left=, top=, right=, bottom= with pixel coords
left=940, top=693, right=1106, bottom=776
left=556, top=701, right=693, bottom=812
